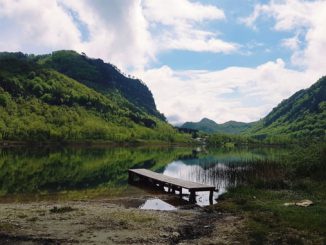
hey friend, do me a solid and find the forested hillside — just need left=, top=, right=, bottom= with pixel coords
left=182, top=118, right=254, bottom=134
left=183, top=77, right=325, bottom=143
left=0, top=51, right=188, bottom=142
left=38, top=50, right=164, bottom=119
left=246, top=76, right=326, bottom=141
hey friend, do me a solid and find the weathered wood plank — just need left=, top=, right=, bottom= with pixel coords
left=129, top=168, right=215, bottom=191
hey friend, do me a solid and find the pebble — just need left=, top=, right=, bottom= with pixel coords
left=172, top=232, right=180, bottom=238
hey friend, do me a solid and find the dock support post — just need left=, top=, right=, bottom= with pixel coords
left=209, top=190, right=213, bottom=204
left=179, top=188, right=182, bottom=198
left=189, top=190, right=196, bottom=203
left=128, top=171, right=133, bottom=184
left=156, top=182, right=164, bottom=191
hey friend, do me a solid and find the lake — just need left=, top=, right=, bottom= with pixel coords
left=0, top=146, right=288, bottom=208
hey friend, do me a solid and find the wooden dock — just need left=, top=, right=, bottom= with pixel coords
left=128, top=168, right=216, bottom=204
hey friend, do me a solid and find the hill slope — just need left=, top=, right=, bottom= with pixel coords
left=182, top=118, right=254, bottom=134
left=0, top=51, right=187, bottom=142
left=246, top=76, right=326, bottom=140
left=37, top=50, right=164, bottom=120
left=182, top=77, right=326, bottom=141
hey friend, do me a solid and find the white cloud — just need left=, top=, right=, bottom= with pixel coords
left=0, top=0, right=81, bottom=53
left=0, top=0, right=237, bottom=69
left=282, top=34, right=300, bottom=50
left=142, top=0, right=225, bottom=25
left=142, top=0, right=238, bottom=53
left=243, top=0, right=326, bottom=76
left=242, top=0, right=312, bottom=30
left=136, top=60, right=316, bottom=124
left=60, top=0, right=154, bottom=70
left=135, top=0, right=326, bottom=124
left=160, top=29, right=238, bottom=53
left=0, top=0, right=154, bottom=70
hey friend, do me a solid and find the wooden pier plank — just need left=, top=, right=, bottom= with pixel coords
left=129, top=168, right=215, bottom=191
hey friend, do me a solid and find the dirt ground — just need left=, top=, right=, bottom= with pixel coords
left=0, top=196, right=246, bottom=245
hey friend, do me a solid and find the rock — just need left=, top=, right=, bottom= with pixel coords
left=284, top=200, right=313, bottom=207
left=295, top=199, right=313, bottom=207
left=159, top=232, right=169, bottom=238
left=170, top=231, right=180, bottom=243
left=172, top=232, right=180, bottom=238
left=284, top=202, right=295, bottom=206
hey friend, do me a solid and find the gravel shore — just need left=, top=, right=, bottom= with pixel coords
left=0, top=197, right=245, bottom=244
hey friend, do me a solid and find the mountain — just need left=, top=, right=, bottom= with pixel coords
left=246, top=76, right=326, bottom=140
left=183, top=77, right=326, bottom=140
left=182, top=118, right=217, bottom=133
left=182, top=118, right=254, bottom=134
left=0, top=51, right=188, bottom=142
left=37, top=50, right=164, bottom=120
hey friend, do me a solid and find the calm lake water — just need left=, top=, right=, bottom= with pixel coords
left=0, top=146, right=288, bottom=208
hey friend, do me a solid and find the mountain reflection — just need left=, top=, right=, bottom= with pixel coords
left=0, top=146, right=287, bottom=203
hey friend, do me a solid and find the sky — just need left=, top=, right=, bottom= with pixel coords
left=0, top=0, right=325, bottom=124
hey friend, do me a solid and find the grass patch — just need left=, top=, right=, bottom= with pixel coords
left=215, top=143, right=326, bottom=243
left=216, top=185, right=326, bottom=243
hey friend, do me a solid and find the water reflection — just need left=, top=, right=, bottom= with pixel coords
left=162, top=149, right=286, bottom=206
left=0, top=146, right=287, bottom=206
left=163, top=161, right=225, bottom=205
left=140, top=198, right=177, bottom=211
left=0, top=146, right=193, bottom=200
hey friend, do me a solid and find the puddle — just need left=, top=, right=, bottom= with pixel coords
left=139, top=198, right=177, bottom=211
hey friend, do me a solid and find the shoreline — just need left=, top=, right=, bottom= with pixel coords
left=0, top=139, right=294, bottom=149
left=0, top=196, right=244, bottom=245
left=0, top=140, right=196, bottom=148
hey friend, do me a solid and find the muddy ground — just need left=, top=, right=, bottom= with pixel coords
left=0, top=196, right=247, bottom=245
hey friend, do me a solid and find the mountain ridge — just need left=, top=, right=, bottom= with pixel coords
left=182, top=118, right=254, bottom=134
left=36, top=50, right=165, bottom=120
left=182, top=77, right=326, bottom=140
left=0, top=51, right=187, bottom=142
left=247, top=76, right=326, bottom=140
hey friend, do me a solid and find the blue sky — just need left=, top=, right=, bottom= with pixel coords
left=0, top=0, right=325, bottom=124
left=155, top=0, right=291, bottom=70
left=152, top=0, right=299, bottom=71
